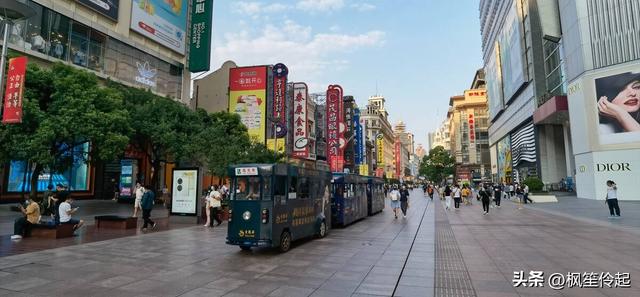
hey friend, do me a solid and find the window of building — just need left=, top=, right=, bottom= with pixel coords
left=48, top=11, right=71, bottom=60
left=24, top=3, right=48, bottom=54
left=70, top=22, right=90, bottom=67
left=88, top=30, right=106, bottom=71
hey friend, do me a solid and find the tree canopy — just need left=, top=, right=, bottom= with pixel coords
left=419, top=146, right=456, bottom=183
left=0, top=63, right=130, bottom=198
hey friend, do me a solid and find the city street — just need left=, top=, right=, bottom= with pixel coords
left=0, top=191, right=637, bottom=296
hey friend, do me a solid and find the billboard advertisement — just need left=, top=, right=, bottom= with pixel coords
left=229, top=66, right=268, bottom=143
left=77, top=0, right=119, bottom=21
left=326, top=85, right=344, bottom=172
left=171, top=168, right=199, bottom=215
left=497, top=135, right=512, bottom=183
left=499, top=0, right=527, bottom=102
left=131, top=0, right=188, bottom=54
left=595, top=71, right=640, bottom=144
left=292, top=82, right=309, bottom=158
left=511, top=123, right=536, bottom=166
left=189, top=0, right=213, bottom=72
left=2, top=56, right=27, bottom=124
left=485, top=44, right=503, bottom=120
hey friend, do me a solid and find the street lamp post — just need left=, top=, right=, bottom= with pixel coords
left=0, top=0, right=36, bottom=116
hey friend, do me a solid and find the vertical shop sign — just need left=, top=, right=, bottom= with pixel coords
left=229, top=66, right=268, bottom=143
left=272, top=63, right=288, bottom=138
left=292, top=82, right=309, bottom=158
left=189, top=0, right=214, bottom=72
left=326, top=85, right=344, bottom=172
left=353, top=108, right=362, bottom=165
left=468, top=114, right=475, bottom=143
left=395, top=137, right=402, bottom=178
left=2, top=57, right=27, bottom=124
left=376, top=134, right=384, bottom=165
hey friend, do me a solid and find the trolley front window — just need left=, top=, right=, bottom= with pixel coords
left=232, top=176, right=262, bottom=200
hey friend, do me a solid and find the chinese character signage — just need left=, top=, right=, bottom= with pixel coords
left=235, top=167, right=259, bottom=176
left=292, top=82, right=309, bottom=158
left=354, top=108, right=362, bottom=165
left=131, top=0, right=188, bottom=54
left=395, top=137, right=402, bottom=178
left=2, top=56, right=27, bottom=124
left=189, top=0, right=213, bottom=72
left=376, top=134, right=384, bottom=165
left=272, top=63, right=288, bottom=146
left=326, top=85, right=344, bottom=172
left=171, top=168, right=199, bottom=215
left=77, top=0, right=119, bottom=21
left=229, top=66, right=268, bottom=143
left=468, top=114, right=475, bottom=143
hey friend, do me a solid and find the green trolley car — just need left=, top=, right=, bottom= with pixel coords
left=226, top=164, right=332, bottom=252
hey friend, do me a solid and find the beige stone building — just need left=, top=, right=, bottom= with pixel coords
left=193, top=61, right=237, bottom=113
left=362, top=95, right=396, bottom=178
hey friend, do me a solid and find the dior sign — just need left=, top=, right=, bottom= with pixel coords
left=596, top=163, right=631, bottom=172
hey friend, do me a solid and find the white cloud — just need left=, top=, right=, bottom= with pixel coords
left=232, top=1, right=289, bottom=17
left=352, top=3, right=376, bottom=11
left=296, top=0, right=345, bottom=12
left=213, top=20, right=385, bottom=92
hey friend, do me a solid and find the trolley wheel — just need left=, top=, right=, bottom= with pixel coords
left=317, top=220, right=327, bottom=238
left=240, top=246, right=251, bottom=251
left=279, top=230, right=292, bottom=253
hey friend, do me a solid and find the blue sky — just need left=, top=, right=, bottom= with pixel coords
left=210, top=0, right=483, bottom=147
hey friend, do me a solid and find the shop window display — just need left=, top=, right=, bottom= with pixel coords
left=70, top=22, right=90, bottom=67
left=6, top=143, right=90, bottom=193
left=48, top=11, right=70, bottom=60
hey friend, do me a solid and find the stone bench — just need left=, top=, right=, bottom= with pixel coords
left=28, top=223, right=75, bottom=239
left=95, top=215, right=137, bottom=229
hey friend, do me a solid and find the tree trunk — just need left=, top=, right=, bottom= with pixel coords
left=151, top=160, right=161, bottom=193
left=29, top=163, right=44, bottom=201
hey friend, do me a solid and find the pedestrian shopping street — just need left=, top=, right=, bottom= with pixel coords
left=0, top=191, right=638, bottom=297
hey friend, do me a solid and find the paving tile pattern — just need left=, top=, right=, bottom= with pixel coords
left=434, top=205, right=476, bottom=297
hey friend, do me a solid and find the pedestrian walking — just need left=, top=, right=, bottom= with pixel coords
left=205, top=186, right=223, bottom=227
left=400, top=185, right=410, bottom=218
left=523, top=184, right=533, bottom=204
left=453, top=184, right=462, bottom=210
left=133, top=182, right=144, bottom=218
left=427, top=185, right=434, bottom=200
left=479, top=185, right=491, bottom=215
left=493, top=183, right=502, bottom=208
left=605, top=180, right=621, bottom=218
left=515, top=183, right=524, bottom=203
left=141, top=185, right=156, bottom=230
left=444, top=185, right=452, bottom=210
left=462, top=185, right=471, bottom=205
left=509, top=183, right=515, bottom=200
left=389, top=185, right=401, bottom=219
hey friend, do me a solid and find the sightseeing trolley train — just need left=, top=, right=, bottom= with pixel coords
left=226, top=163, right=384, bottom=252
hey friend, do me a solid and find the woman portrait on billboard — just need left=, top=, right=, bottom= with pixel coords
left=597, top=72, right=640, bottom=135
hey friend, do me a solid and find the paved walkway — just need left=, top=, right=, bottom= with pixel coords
left=441, top=197, right=640, bottom=297
left=0, top=190, right=435, bottom=297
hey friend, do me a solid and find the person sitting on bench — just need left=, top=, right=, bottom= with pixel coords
left=11, top=197, right=41, bottom=240
left=59, top=196, right=84, bottom=230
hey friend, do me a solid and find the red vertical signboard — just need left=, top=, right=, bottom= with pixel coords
left=395, top=137, right=402, bottom=178
left=326, top=85, right=344, bottom=172
left=468, top=114, right=475, bottom=143
left=2, top=57, right=27, bottom=124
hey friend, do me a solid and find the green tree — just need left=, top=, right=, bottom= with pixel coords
left=120, top=86, right=201, bottom=191
left=197, top=111, right=282, bottom=182
left=0, top=63, right=130, bottom=199
left=419, top=146, right=456, bottom=183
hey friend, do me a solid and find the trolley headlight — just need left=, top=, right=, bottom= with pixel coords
left=242, top=211, right=251, bottom=221
left=228, top=209, right=232, bottom=222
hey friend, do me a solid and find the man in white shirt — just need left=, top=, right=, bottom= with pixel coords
left=389, top=186, right=401, bottom=219
left=133, top=182, right=144, bottom=218
left=59, top=197, right=83, bottom=230
left=453, top=185, right=462, bottom=209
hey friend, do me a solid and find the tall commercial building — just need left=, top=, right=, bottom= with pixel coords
left=559, top=0, right=640, bottom=201
left=1, top=0, right=192, bottom=200
left=447, top=71, right=491, bottom=183
left=362, top=95, right=396, bottom=178
left=431, top=120, right=451, bottom=152
left=394, top=121, right=414, bottom=179
left=479, top=0, right=571, bottom=186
